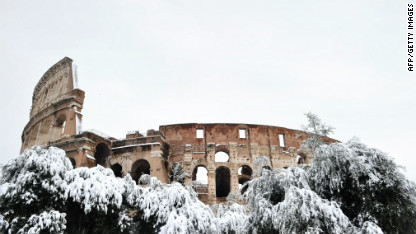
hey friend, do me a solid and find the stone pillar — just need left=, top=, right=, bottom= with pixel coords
left=183, top=161, right=193, bottom=185
left=206, top=143, right=215, bottom=163
left=270, top=145, right=279, bottom=169
left=122, top=153, right=132, bottom=177
left=250, top=143, right=259, bottom=161
left=64, top=109, right=77, bottom=136
left=229, top=142, right=238, bottom=161
left=230, top=167, right=239, bottom=194
left=207, top=168, right=216, bottom=204
left=184, top=144, right=192, bottom=162
left=288, top=147, right=297, bottom=167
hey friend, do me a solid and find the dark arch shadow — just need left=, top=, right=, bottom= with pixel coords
left=216, top=166, right=230, bottom=197
left=94, top=143, right=110, bottom=166
left=238, top=165, right=253, bottom=194
left=111, top=163, right=122, bottom=178
left=69, top=157, right=76, bottom=168
left=132, top=159, right=151, bottom=184
left=298, top=153, right=307, bottom=164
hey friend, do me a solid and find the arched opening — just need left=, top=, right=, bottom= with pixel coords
left=216, top=166, right=230, bottom=197
left=238, top=165, right=253, bottom=194
left=297, top=153, right=307, bottom=164
left=111, top=163, right=122, bottom=178
left=238, top=165, right=253, bottom=176
left=56, top=115, right=67, bottom=136
left=69, top=157, right=76, bottom=168
left=61, top=121, right=66, bottom=134
left=94, top=143, right=110, bottom=167
left=215, top=151, right=229, bottom=162
left=192, top=166, right=208, bottom=195
left=132, top=159, right=150, bottom=184
left=192, top=166, right=208, bottom=184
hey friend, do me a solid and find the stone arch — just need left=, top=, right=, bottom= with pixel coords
left=55, top=114, right=67, bottom=136
left=238, top=165, right=253, bottom=176
left=215, top=151, right=230, bottom=162
left=297, top=153, right=307, bottom=164
left=111, top=163, right=122, bottom=178
left=94, top=143, right=110, bottom=166
left=69, top=157, right=76, bottom=168
left=215, top=145, right=230, bottom=155
left=131, top=159, right=151, bottom=184
left=192, top=165, right=208, bottom=184
left=238, top=165, right=253, bottom=194
left=216, top=166, right=230, bottom=197
left=211, top=124, right=233, bottom=136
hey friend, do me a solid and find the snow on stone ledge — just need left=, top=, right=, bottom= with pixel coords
left=86, top=154, right=95, bottom=160
left=111, top=142, right=161, bottom=150
left=82, top=129, right=116, bottom=140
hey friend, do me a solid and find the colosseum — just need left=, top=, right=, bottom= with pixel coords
left=21, top=57, right=335, bottom=204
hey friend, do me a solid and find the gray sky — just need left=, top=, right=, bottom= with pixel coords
left=1, top=0, right=415, bottom=182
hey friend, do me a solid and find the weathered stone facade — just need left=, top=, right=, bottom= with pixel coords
left=21, top=57, right=336, bottom=204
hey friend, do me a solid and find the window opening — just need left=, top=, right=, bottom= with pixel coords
left=279, top=134, right=285, bottom=147
left=196, top=129, right=204, bottom=139
left=239, top=129, right=246, bottom=138
left=193, top=166, right=208, bottom=184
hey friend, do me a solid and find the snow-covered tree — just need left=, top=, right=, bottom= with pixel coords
left=0, top=147, right=70, bottom=234
left=0, top=146, right=219, bottom=234
left=127, top=175, right=216, bottom=234
left=301, top=112, right=334, bottom=153
left=269, top=186, right=356, bottom=234
left=169, top=162, right=190, bottom=185
left=64, top=166, right=133, bottom=234
left=307, top=138, right=416, bottom=234
left=0, top=146, right=132, bottom=234
left=240, top=156, right=356, bottom=234
left=214, top=202, right=248, bottom=234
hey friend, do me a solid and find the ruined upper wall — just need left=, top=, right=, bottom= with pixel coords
left=30, top=57, right=76, bottom=118
left=21, top=57, right=84, bottom=153
left=160, top=123, right=315, bottom=161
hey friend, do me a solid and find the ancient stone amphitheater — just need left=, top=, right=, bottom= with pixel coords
left=21, top=57, right=334, bottom=204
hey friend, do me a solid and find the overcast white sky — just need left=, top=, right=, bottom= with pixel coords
left=0, top=0, right=415, bottom=182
